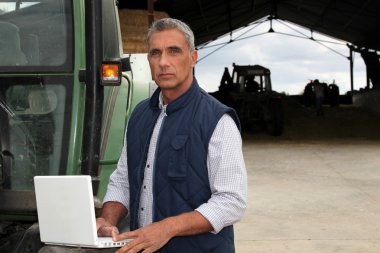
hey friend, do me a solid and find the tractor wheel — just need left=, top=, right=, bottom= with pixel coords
left=265, top=99, right=284, bottom=136
left=328, top=84, right=340, bottom=107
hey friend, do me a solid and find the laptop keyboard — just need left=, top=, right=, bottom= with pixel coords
left=98, top=237, right=129, bottom=247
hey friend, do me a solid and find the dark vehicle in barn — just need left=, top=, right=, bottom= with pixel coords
left=211, top=64, right=284, bottom=136
left=303, top=80, right=340, bottom=107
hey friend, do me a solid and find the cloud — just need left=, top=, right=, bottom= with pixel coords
left=195, top=23, right=367, bottom=95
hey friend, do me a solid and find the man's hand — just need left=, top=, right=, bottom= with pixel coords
left=96, top=217, right=120, bottom=237
left=113, top=219, right=175, bottom=253
left=114, top=211, right=212, bottom=253
left=96, top=201, right=128, bottom=237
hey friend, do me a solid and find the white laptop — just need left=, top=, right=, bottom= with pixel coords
left=34, top=175, right=131, bottom=248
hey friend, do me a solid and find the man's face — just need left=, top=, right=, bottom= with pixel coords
left=147, top=29, right=197, bottom=96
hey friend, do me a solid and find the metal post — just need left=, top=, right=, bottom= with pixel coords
left=148, top=0, right=154, bottom=27
left=366, top=54, right=370, bottom=89
left=349, top=46, right=354, bottom=94
left=82, top=0, right=103, bottom=195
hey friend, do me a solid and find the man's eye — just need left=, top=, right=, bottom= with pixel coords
left=169, top=48, right=181, bottom=54
left=149, top=50, right=161, bottom=57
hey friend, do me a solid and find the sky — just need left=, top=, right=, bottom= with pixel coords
left=194, top=18, right=367, bottom=95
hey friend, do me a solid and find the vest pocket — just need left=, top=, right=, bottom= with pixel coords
left=170, top=135, right=188, bottom=150
left=167, top=135, right=188, bottom=199
left=168, top=163, right=187, bottom=178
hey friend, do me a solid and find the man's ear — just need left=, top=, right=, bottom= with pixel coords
left=191, top=50, right=198, bottom=67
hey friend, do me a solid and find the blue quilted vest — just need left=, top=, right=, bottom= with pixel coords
left=126, top=79, right=240, bottom=253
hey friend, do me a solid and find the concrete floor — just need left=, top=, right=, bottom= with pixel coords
left=235, top=136, right=380, bottom=253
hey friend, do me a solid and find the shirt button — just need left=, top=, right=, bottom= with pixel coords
left=147, top=164, right=150, bottom=168
left=141, top=208, right=144, bottom=211
left=143, top=185, right=146, bottom=189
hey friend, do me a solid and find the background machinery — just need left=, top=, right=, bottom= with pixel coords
left=211, top=64, right=284, bottom=136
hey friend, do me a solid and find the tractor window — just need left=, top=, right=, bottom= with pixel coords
left=0, top=77, right=72, bottom=191
left=238, top=76, right=245, bottom=86
left=245, top=76, right=260, bottom=93
left=0, top=0, right=73, bottom=71
left=263, top=75, right=272, bottom=91
left=102, top=0, right=123, bottom=60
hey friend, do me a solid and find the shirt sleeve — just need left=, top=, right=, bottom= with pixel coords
left=195, top=114, right=248, bottom=233
left=102, top=137, right=130, bottom=210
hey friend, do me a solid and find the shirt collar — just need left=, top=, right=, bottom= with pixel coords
left=158, top=92, right=167, bottom=110
left=150, top=78, right=199, bottom=115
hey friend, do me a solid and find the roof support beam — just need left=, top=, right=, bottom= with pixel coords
left=271, top=0, right=278, bottom=17
left=251, top=0, right=256, bottom=11
left=196, top=0, right=210, bottom=32
left=344, top=0, right=372, bottom=29
left=225, top=0, right=233, bottom=34
left=147, top=0, right=154, bottom=27
left=313, top=0, right=336, bottom=30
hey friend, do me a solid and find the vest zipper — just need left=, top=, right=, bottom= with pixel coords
left=151, top=106, right=167, bottom=222
left=136, top=110, right=160, bottom=229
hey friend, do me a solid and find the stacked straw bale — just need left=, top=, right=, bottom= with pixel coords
left=119, top=9, right=168, bottom=53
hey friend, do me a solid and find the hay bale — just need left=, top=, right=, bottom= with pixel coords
left=118, top=9, right=168, bottom=53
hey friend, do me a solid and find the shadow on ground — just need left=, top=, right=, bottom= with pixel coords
left=243, top=96, right=380, bottom=142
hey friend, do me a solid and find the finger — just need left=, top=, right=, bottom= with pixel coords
left=97, top=226, right=111, bottom=237
left=96, top=217, right=105, bottom=230
left=112, top=229, right=131, bottom=241
left=116, top=238, right=145, bottom=253
left=98, top=226, right=119, bottom=237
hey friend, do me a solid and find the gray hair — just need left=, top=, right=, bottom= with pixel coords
left=147, top=18, right=195, bottom=51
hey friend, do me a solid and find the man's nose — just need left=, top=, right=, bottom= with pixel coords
left=158, top=52, right=169, bottom=66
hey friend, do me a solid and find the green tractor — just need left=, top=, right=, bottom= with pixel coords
left=0, top=0, right=152, bottom=251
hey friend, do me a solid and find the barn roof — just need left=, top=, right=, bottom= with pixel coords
left=119, top=0, right=380, bottom=51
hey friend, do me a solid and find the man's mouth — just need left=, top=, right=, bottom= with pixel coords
left=159, top=73, right=174, bottom=78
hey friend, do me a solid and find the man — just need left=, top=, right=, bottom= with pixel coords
left=97, top=18, right=247, bottom=253
left=312, top=79, right=325, bottom=116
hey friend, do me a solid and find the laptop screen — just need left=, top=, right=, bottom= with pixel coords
left=34, top=175, right=99, bottom=247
